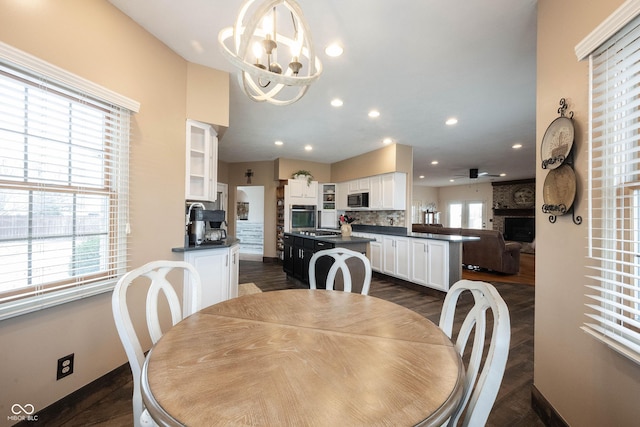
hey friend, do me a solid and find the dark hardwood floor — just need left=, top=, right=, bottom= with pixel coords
left=34, top=256, right=542, bottom=427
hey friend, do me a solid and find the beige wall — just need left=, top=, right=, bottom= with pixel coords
left=226, top=160, right=279, bottom=259
left=186, top=62, right=229, bottom=128
left=275, top=158, right=332, bottom=182
left=536, top=0, right=640, bottom=425
left=0, top=1, right=228, bottom=423
left=330, top=143, right=412, bottom=182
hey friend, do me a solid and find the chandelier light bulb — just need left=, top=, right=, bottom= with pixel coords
left=218, top=0, right=323, bottom=106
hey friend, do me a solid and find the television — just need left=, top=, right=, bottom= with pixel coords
left=503, top=217, right=535, bottom=242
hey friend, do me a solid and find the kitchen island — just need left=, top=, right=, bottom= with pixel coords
left=283, top=232, right=374, bottom=286
left=172, top=238, right=240, bottom=308
left=349, top=225, right=480, bottom=292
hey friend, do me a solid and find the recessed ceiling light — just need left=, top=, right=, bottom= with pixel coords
left=274, top=140, right=283, bottom=146
left=331, top=98, right=343, bottom=107
left=325, top=44, right=344, bottom=57
left=419, top=175, right=425, bottom=179
left=431, top=160, right=439, bottom=165
left=304, top=145, right=312, bottom=151
left=445, top=118, right=458, bottom=126
left=512, top=143, right=523, bottom=149
left=500, top=173, right=507, bottom=177
left=449, top=179, right=455, bottom=182
left=368, top=110, right=380, bottom=118
left=383, top=138, right=393, bottom=145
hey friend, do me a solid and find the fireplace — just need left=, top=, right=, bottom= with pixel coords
left=503, top=217, right=535, bottom=242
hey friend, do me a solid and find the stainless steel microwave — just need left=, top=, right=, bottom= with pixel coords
left=347, top=192, right=369, bottom=208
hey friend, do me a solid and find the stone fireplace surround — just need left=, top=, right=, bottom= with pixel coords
left=491, top=179, right=535, bottom=253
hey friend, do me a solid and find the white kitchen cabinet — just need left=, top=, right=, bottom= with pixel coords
left=288, top=179, right=318, bottom=204
left=186, top=119, right=218, bottom=201
left=336, top=182, right=349, bottom=210
left=229, top=243, right=239, bottom=299
left=348, top=178, right=370, bottom=194
left=368, top=172, right=406, bottom=210
left=382, top=235, right=410, bottom=280
left=410, top=239, right=449, bottom=291
left=318, top=183, right=338, bottom=229
left=183, top=242, right=239, bottom=309
left=369, top=235, right=383, bottom=272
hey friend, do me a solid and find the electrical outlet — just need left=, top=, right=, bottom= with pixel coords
left=56, top=354, right=74, bottom=380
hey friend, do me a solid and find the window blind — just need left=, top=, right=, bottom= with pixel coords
left=0, top=44, right=137, bottom=320
left=584, top=12, right=640, bottom=364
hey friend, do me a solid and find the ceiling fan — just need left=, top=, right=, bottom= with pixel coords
left=454, top=168, right=502, bottom=180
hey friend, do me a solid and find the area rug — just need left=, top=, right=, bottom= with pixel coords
left=238, top=282, right=262, bottom=296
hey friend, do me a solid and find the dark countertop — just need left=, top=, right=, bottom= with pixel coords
left=172, top=237, right=240, bottom=253
left=348, top=225, right=480, bottom=242
left=285, top=232, right=374, bottom=244
left=407, top=232, right=480, bottom=242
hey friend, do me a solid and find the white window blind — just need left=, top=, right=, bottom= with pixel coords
left=0, top=43, right=138, bottom=320
left=584, top=11, right=640, bottom=364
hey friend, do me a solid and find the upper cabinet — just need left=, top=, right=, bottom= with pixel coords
left=287, top=179, right=318, bottom=204
left=186, top=119, right=218, bottom=201
left=343, top=172, right=406, bottom=210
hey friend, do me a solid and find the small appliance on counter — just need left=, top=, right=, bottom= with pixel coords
left=187, top=207, right=227, bottom=246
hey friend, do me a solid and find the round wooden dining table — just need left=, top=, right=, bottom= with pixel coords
left=141, top=289, right=464, bottom=426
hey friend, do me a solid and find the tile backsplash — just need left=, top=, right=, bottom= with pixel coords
left=345, top=210, right=405, bottom=227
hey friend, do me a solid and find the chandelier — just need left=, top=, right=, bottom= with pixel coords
left=218, top=0, right=322, bottom=106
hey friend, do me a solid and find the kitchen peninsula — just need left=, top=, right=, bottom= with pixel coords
left=172, top=238, right=241, bottom=308
left=285, top=228, right=478, bottom=292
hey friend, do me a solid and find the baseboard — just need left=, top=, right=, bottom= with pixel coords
left=371, top=271, right=446, bottom=298
left=14, top=362, right=131, bottom=426
left=531, top=384, right=569, bottom=427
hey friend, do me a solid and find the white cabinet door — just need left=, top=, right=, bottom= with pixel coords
left=380, top=172, right=407, bottom=210
left=410, top=240, right=429, bottom=286
left=184, top=248, right=229, bottom=309
left=186, top=119, right=217, bottom=201
left=394, top=236, right=410, bottom=281
left=228, top=244, right=240, bottom=298
left=288, top=179, right=318, bottom=204
left=369, top=239, right=383, bottom=272
left=369, top=175, right=382, bottom=209
left=348, top=178, right=370, bottom=194
left=410, top=239, right=449, bottom=291
left=427, top=240, right=448, bottom=291
left=336, top=182, right=349, bottom=210
left=381, top=235, right=410, bottom=280
left=382, top=236, right=396, bottom=276
left=320, top=211, right=338, bottom=229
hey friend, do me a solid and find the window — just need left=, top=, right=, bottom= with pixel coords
left=447, top=201, right=485, bottom=229
left=0, top=42, right=139, bottom=320
left=577, top=3, right=640, bottom=363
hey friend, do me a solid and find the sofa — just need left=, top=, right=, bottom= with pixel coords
left=412, top=224, right=522, bottom=274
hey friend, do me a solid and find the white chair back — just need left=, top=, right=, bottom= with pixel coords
left=112, top=260, right=202, bottom=427
left=308, top=248, right=372, bottom=295
left=438, top=280, right=510, bottom=427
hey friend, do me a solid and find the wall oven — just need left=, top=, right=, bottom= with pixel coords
left=347, top=192, right=369, bottom=208
left=290, top=205, right=317, bottom=231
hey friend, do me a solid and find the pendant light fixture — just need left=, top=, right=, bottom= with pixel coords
left=218, top=0, right=323, bottom=106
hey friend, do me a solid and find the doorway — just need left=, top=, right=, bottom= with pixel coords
left=236, top=186, right=264, bottom=261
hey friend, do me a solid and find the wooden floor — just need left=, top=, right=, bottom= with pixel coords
left=35, top=255, right=542, bottom=427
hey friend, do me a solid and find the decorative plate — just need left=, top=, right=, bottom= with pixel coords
left=541, top=116, right=574, bottom=169
left=542, top=164, right=576, bottom=215
left=512, top=186, right=535, bottom=207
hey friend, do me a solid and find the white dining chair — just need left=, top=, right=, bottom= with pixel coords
left=309, top=248, right=372, bottom=295
left=438, top=279, right=511, bottom=427
left=112, top=260, right=202, bottom=427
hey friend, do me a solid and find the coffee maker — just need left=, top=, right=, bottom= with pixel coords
left=187, top=207, right=226, bottom=246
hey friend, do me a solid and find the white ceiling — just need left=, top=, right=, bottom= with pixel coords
left=109, top=0, right=538, bottom=187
